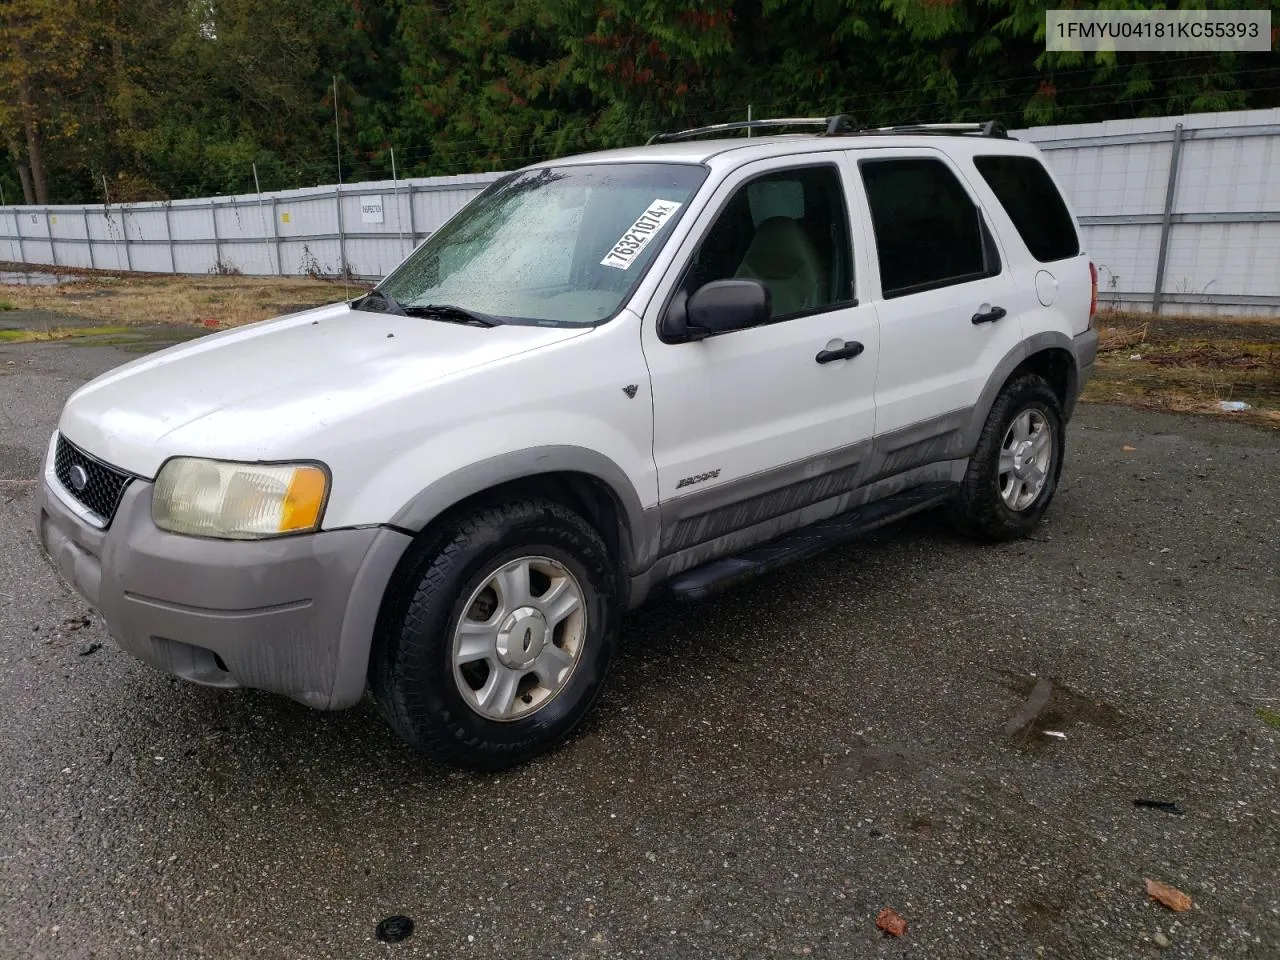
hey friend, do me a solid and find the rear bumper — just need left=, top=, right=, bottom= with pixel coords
left=1068, top=327, right=1099, bottom=419
left=1073, top=327, right=1098, bottom=381
left=38, top=475, right=410, bottom=709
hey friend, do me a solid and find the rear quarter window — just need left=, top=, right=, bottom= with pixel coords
left=973, top=155, right=1080, bottom=263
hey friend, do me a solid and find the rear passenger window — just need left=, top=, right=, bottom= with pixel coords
left=679, top=165, right=854, bottom=321
left=860, top=158, right=997, bottom=299
left=974, top=156, right=1079, bottom=262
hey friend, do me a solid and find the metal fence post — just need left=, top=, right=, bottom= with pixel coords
left=252, top=163, right=273, bottom=277
left=391, top=146, right=405, bottom=255
left=102, top=175, right=130, bottom=271
left=0, top=184, right=14, bottom=264
left=120, top=205, right=134, bottom=272
left=406, top=184, right=417, bottom=250
left=335, top=183, right=347, bottom=277
left=3, top=205, right=18, bottom=263
left=45, top=209, right=58, bottom=266
left=270, top=198, right=282, bottom=275
left=1151, top=122, right=1185, bottom=315
left=103, top=207, right=119, bottom=270
left=84, top=208, right=96, bottom=269
left=163, top=202, right=177, bottom=273
left=211, top=200, right=222, bottom=271
left=14, top=208, right=28, bottom=264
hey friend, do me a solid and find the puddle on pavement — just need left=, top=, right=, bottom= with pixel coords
left=818, top=742, right=923, bottom=779
left=898, top=812, right=936, bottom=839
left=999, top=671, right=1126, bottom=747
left=1019, top=895, right=1068, bottom=937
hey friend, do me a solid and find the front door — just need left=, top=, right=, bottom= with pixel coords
left=641, top=154, right=879, bottom=557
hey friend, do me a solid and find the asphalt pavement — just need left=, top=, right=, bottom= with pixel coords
left=1, top=330, right=1277, bottom=959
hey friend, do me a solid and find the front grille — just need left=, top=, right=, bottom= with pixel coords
left=54, top=435, right=132, bottom=524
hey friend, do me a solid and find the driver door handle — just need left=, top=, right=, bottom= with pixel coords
left=815, top=340, right=864, bottom=364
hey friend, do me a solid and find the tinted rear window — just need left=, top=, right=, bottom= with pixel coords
left=860, top=157, right=993, bottom=298
left=973, top=155, right=1079, bottom=263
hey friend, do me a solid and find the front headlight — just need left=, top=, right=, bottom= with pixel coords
left=152, top=458, right=330, bottom=539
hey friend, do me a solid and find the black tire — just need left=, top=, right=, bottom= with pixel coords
left=370, top=499, right=619, bottom=770
left=948, top=374, right=1065, bottom=541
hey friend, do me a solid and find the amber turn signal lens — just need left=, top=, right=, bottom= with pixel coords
left=280, top=465, right=329, bottom=533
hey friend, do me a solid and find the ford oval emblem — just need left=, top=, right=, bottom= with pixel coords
left=68, top=464, right=89, bottom=492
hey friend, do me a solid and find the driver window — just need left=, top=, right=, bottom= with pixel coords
left=679, top=165, right=854, bottom=321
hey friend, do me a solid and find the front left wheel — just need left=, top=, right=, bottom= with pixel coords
left=370, top=499, right=619, bottom=770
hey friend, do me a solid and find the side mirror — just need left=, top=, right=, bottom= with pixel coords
left=664, top=279, right=771, bottom=342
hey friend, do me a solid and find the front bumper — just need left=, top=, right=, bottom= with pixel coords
left=38, top=475, right=410, bottom=709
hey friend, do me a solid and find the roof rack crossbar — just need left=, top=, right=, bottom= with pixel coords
left=869, top=121, right=1009, bottom=139
left=645, top=116, right=1007, bottom=146
left=647, top=114, right=858, bottom=145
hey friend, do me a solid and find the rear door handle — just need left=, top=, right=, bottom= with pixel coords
left=971, top=305, right=1007, bottom=325
left=815, top=340, right=864, bottom=364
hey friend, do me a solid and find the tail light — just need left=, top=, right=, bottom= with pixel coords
left=1088, top=261, right=1098, bottom=326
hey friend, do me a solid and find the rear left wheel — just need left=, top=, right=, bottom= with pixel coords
left=948, top=374, right=1065, bottom=541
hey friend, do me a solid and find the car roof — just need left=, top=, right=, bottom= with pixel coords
left=528, top=133, right=1040, bottom=172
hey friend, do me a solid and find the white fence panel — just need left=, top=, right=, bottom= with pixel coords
left=1014, top=106, right=1280, bottom=315
left=47, top=211, right=88, bottom=269
left=0, top=170, right=503, bottom=284
left=2, top=115, right=1276, bottom=315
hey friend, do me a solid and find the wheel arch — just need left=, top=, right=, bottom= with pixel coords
left=387, top=446, right=657, bottom=588
left=966, top=333, right=1081, bottom=450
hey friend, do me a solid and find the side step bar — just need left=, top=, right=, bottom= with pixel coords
left=666, top=482, right=954, bottom=602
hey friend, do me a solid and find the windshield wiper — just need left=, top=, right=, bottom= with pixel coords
left=352, top=292, right=501, bottom=327
left=351, top=289, right=407, bottom=315
left=402, top=303, right=502, bottom=327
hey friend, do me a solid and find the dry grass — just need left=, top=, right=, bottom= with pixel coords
left=0, top=274, right=365, bottom=329
left=1100, top=306, right=1280, bottom=327
left=1087, top=309, right=1280, bottom=429
left=1097, top=322, right=1149, bottom=353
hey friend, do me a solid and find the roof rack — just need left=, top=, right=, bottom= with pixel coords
left=647, top=114, right=857, bottom=145
left=645, top=116, right=1009, bottom=146
left=867, top=121, right=1009, bottom=139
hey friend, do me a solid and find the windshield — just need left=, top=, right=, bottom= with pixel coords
left=376, top=163, right=707, bottom=326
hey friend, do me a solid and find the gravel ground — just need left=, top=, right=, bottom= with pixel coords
left=1, top=332, right=1277, bottom=959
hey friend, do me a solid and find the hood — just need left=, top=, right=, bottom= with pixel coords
left=58, top=303, right=589, bottom=477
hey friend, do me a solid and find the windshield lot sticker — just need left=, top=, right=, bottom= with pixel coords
left=601, top=200, right=683, bottom=270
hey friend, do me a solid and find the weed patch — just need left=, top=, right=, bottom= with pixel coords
left=1089, top=310, right=1280, bottom=428
left=0, top=325, right=136, bottom=343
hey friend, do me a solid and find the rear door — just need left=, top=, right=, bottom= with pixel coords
left=969, top=151, right=1094, bottom=340
left=852, top=149, right=1022, bottom=447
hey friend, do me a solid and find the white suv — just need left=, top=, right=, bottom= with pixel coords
left=39, top=116, right=1098, bottom=769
